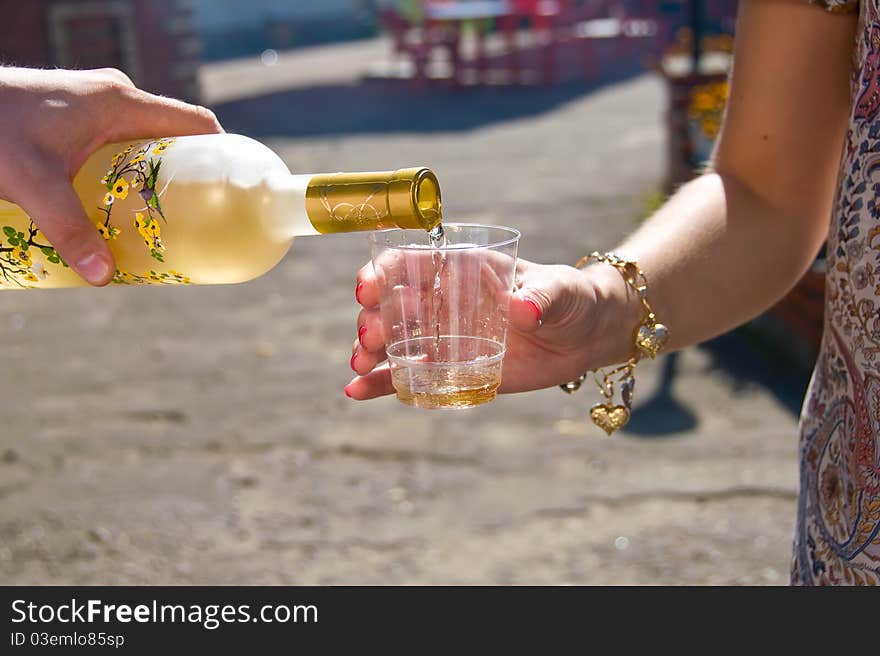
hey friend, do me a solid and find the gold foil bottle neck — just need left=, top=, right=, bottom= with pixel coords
left=305, top=167, right=442, bottom=233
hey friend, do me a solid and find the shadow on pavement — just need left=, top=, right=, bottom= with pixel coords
left=211, top=63, right=647, bottom=138
left=625, top=352, right=698, bottom=437
left=701, top=327, right=811, bottom=416
left=627, top=328, right=812, bottom=439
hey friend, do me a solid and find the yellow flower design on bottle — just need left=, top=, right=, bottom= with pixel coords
left=95, top=222, right=120, bottom=241
left=111, top=269, right=192, bottom=286
left=0, top=137, right=193, bottom=288
left=134, top=212, right=164, bottom=252
left=151, top=140, right=173, bottom=155
left=111, top=176, right=129, bottom=200
left=87, top=136, right=192, bottom=286
left=11, top=247, right=30, bottom=265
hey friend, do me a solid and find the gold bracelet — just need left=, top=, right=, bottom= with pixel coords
left=560, top=252, right=669, bottom=436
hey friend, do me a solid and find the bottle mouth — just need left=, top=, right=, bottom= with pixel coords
left=412, top=168, right=442, bottom=231
left=385, top=167, right=442, bottom=231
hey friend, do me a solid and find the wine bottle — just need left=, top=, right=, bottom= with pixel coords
left=0, top=133, right=442, bottom=289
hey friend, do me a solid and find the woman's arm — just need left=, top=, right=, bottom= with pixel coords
left=594, top=0, right=857, bottom=363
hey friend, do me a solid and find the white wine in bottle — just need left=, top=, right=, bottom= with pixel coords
left=0, top=133, right=442, bottom=289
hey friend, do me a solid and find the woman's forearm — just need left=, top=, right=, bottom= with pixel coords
left=576, top=0, right=854, bottom=370
left=588, top=170, right=834, bottom=367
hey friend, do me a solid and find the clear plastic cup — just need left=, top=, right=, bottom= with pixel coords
left=368, top=223, right=520, bottom=409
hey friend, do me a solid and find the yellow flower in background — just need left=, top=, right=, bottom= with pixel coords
left=111, top=152, right=124, bottom=166
left=24, top=271, right=38, bottom=283
left=111, top=176, right=129, bottom=199
left=152, top=142, right=170, bottom=155
left=702, top=118, right=721, bottom=139
left=103, top=192, right=114, bottom=206
left=689, top=92, right=715, bottom=113
left=689, top=80, right=729, bottom=141
left=129, top=154, right=145, bottom=165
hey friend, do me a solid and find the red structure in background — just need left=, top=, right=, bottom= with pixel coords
left=0, top=0, right=202, bottom=102
left=379, top=0, right=665, bottom=85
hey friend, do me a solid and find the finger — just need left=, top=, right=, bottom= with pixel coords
left=10, top=155, right=114, bottom=285
left=356, top=307, right=386, bottom=351
left=344, top=364, right=395, bottom=400
left=509, top=288, right=547, bottom=333
left=91, top=67, right=136, bottom=88
left=101, top=86, right=224, bottom=143
left=355, top=261, right=381, bottom=308
left=510, top=263, right=582, bottom=333
left=360, top=248, right=438, bottom=305
left=350, top=344, right=388, bottom=376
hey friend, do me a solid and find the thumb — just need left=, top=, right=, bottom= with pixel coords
left=509, top=287, right=551, bottom=333
left=508, top=263, right=587, bottom=334
left=10, top=158, right=114, bottom=286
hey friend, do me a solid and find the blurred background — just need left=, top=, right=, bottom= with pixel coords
left=0, top=0, right=817, bottom=584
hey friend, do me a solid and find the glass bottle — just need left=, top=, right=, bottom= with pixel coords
left=0, top=133, right=442, bottom=289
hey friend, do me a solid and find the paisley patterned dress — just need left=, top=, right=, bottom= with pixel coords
left=794, top=0, right=880, bottom=585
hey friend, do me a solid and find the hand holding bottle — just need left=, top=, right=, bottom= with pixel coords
left=0, top=66, right=223, bottom=285
left=346, top=257, right=643, bottom=399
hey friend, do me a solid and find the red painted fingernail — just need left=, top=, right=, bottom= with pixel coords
left=350, top=352, right=358, bottom=371
left=524, top=298, right=543, bottom=323
left=358, top=325, right=367, bottom=346
left=355, top=282, right=364, bottom=304
left=344, top=385, right=353, bottom=399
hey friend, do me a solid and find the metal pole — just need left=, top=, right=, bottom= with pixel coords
left=690, top=0, right=703, bottom=74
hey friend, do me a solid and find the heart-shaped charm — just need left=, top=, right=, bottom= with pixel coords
left=589, top=403, right=630, bottom=435
left=636, top=322, right=669, bottom=359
